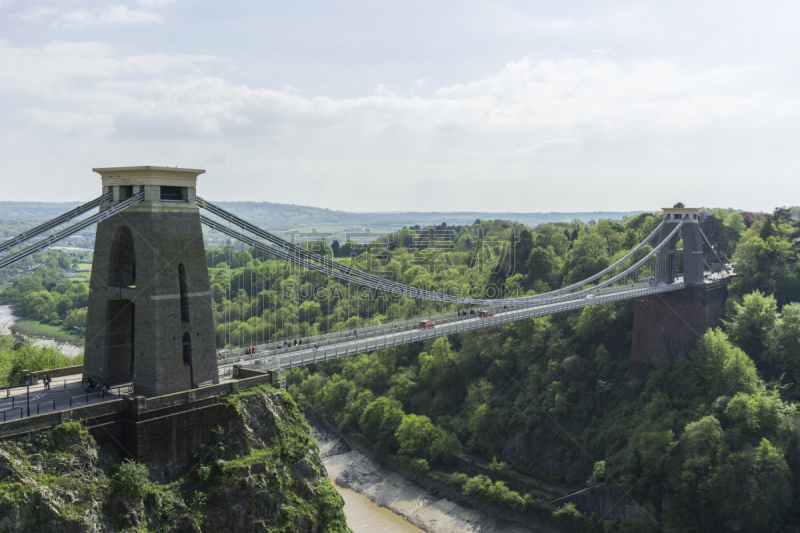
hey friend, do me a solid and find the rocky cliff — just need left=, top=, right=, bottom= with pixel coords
left=0, top=386, right=351, bottom=533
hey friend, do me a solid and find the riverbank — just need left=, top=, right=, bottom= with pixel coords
left=0, top=304, right=84, bottom=357
left=311, top=421, right=558, bottom=533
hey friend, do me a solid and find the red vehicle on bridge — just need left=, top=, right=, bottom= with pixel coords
left=418, top=320, right=435, bottom=329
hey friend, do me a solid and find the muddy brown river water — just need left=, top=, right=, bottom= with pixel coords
left=332, top=479, right=425, bottom=533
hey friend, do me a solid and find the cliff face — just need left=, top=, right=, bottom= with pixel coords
left=0, top=387, right=351, bottom=533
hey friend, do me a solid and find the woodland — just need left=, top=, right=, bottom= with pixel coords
left=2, top=206, right=800, bottom=531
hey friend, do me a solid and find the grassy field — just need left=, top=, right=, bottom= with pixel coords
left=71, top=262, right=92, bottom=282
left=11, top=319, right=84, bottom=346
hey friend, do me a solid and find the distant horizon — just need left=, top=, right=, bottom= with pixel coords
left=0, top=198, right=766, bottom=216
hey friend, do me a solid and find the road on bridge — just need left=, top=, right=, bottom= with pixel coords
left=0, top=374, right=129, bottom=423
left=219, top=280, right=687, bottom=375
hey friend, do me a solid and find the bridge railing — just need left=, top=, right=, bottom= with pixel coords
left=0, top=383, right=133, bottom=422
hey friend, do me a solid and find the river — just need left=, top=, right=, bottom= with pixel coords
left=332, top=479, right=425, bottom=533
left=0, top=304, right=84, bottom=357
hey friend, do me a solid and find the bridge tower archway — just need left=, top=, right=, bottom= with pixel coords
left=656, top=207, right=704, bottom=286
left=102, top=225, right=138, bottom=383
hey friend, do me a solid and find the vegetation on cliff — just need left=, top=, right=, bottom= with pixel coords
left=0, top=387, right=350, bottom=533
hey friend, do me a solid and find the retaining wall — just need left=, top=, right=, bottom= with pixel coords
left=25, top=365, right=84, bottom=383
left=0, top=371, right=275, bottom=468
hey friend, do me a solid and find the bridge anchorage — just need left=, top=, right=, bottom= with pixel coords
left=0, top=167, right=734, bottom=394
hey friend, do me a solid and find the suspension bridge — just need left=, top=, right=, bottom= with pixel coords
left=0, top=167, right=731, bottom=395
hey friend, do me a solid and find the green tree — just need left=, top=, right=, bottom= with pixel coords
left=730, top=215, right=800, bottom=306
left=515, top=229, right=534, bottom=274
left=316, top=376, right=355, bottom=416
left=112, top=459, right=152, bottom=498
left=430, top=430, right=462, bottom=466
left=772, top=302, right=800, bottom=395
left=589, top=460, right=606, bottom=483
left=724, top=390, right=783, bottom=447
left=418, top=337, right=458, bottom=390
left=395, top=414, right=439, bottom=458
left=701, top=214, right=740, bottom=261
left=724, top=291, right=778, bottom=359
left=725, top=212, right=746, bottom=235
left=706, top=438, right=790, bottom=532
left=377, top=403, right=405, bottom=453
left=525, top=247, right=556, bottom=288
left=688, top=329, right=760, bottom=400
left=359, top=397, right=402, bottom=440
left=682, top=415, right=723, bottom=457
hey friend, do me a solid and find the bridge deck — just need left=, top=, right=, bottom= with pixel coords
left=219, top=282, right=685, bottom=375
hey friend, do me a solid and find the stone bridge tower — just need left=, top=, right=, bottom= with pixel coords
left=83, top=166, right=218, bottom=396
left=629, top=207, right=730, bottom=378
left=655, top=207, right=704, bottom=285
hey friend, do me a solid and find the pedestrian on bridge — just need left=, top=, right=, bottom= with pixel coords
left=43, top=375, right=50, bottom=390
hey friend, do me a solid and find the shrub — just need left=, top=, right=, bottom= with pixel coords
left=522, top=494, right=555, bottom=519
left=112, top=459, right=151, bottom=498
left=489, top=456, right=510, bottom=478
left=188, top=490, right=207, bottom=519
left=193, top=440, right=227, bottom=485
left=449, top=472, right=468, bottom=488
left=553, top=502, right=588, bottom=530
left=590, top=460, right=606, bottom=483
left=197, top=465, right=212, bottom=482
left=53, top=419, right=82, bottom=436
left=409, top=458, right=429, bottom=476
left=463, top=474, right=492, bottom=497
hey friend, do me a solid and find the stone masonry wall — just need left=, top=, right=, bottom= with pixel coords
left=0, top=373, right=275, bottom=468
left=84, top=207, right=217, bottom=396
left=629, top=281, right=729, bottom=378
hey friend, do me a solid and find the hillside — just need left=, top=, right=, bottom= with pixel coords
left=0, top=200, right=643, bottom=242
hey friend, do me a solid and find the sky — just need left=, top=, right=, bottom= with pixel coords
left=0, top=0, right=798, bottom=214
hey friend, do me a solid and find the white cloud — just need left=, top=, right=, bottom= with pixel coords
left=1, top=42, right=789, bottom=160
left=14, top=5, right=160, bottom=28
left=135, top=0, right=175, bottom=7
left=1, top=0, right=799, bottom=211
left=16, top=5, right=58, bottom=22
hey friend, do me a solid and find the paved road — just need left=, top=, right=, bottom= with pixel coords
left=0, top=374, right=129, bottom=422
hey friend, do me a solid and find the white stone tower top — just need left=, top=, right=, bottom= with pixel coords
left=662, top=207, right=700, bottom=223
left=93, top=166, right=205, bottom=188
